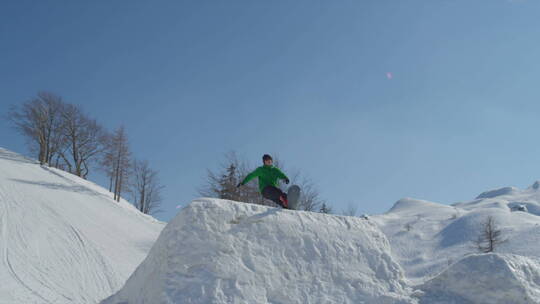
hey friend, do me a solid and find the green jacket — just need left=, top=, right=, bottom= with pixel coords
left=241, top=165, right=289, bottom=192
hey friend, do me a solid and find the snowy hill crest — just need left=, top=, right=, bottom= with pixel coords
left=420, top=253, right=540, bottom=304
left=475, top=186, right=519, bottom=199
left=374, top=181, right=540, bottom=303
left=0, top=148, right=164, bottom=303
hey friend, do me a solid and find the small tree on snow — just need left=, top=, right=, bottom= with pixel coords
left=342, top=202, right=358, bottom=216
left=476, top=216, right=506, bottom=253
left=218, top=164, right=241, bottom=201
left=199, top=152, right=264, bottom=205
left=129, top=159, right=164, bottom=215
left=319, top=202, right=332, bottom=214
left=404, top=223, right=412, bottom=232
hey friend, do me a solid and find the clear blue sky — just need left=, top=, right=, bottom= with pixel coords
left=2, top=0, right=540, bottom=222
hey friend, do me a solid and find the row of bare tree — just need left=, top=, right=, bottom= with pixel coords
left=8, top=91, right=163, bottom=215
left=199, top=152, right=331, bottom=212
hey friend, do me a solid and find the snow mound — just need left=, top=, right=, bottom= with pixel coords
left=388, top=198, right=454, bottom=215
left=419, top=253, right=540, bottom=304
left=476, top=186, right=519, bottom=199
left=374, top=179, right=540, bottom=285
left=0, top=148, right=164, bottom=303
left=103, top=199, right=415, bottom=304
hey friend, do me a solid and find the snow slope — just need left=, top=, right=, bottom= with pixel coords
left=419, top=253, right=540, bottom=304
left=0, top=148, right=164, bottom=304
left=8, top=142, right=540, bottom=303
left=372, top=183, right=540, bottom=286
left=103, top=199, right=416, bottom=304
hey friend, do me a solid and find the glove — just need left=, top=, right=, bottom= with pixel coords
left=237, top=182, right=243, bottom=188
left=284, top=178, right=290, bottom=185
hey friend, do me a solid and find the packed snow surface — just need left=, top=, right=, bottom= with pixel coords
left=0, top=148, right=164, bottom=304
left=372, top=183, right=540, bottom=285
left=6, top=144, right=540, bottom=304
left=103, top=199, right=415, bottom=304
left=419, top=253, right=540, bottom=304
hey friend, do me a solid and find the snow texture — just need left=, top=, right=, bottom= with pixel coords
left=0, top=148, right=164, bottom=304
left=6, top=143, right=540, bottom=304
left=372, top=187, right=540, bottom=282
left=419, top=253, right=540, bottom=304
left=103, top=199, right=415, bottom=304
left=372, top=182, right=540, bottom=303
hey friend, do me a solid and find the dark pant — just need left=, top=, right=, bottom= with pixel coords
left=262, top=186, right=287, bottom=207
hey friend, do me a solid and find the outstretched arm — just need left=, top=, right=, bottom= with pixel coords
left=275, top=167, right=290, bottom=183
left=239, top=167, right=260, bottom=186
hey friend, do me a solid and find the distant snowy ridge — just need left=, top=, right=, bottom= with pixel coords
left=103, top=199, right=416, bottom=304
left=0, top=148, right=164, bottom=303
left=475, top=186, right=519, bottom=199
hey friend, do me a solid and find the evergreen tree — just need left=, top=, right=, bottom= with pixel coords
left=218, top=164, right=240, bottom=201
left=319, top=202, right=332, bottom=214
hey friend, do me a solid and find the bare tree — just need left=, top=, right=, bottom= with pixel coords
left=476, top=216, right=506, bottom=253
left=272, top=158, right=325, bottom=211
left=98, top=131, right=114, bottom=192
left=129, top=159, right=163, bottom=215
left=289, top=174, right=325, bottom=211
left=100, top=126, right=132, bottom=202
left=113, top=127, right=131, bottom=202
left=8, top=92, right=65, bottom=165
left=342, top=202, right=358, bottom=216
left=112, top=126, right=131, bottom=202
left=57, top=104, right=106, bottom=178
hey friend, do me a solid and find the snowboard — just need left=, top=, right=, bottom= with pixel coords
left=287, top=185, right=301, bottom=210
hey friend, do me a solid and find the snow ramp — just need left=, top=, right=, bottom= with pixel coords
left=419, top=253, right=540, bottom=304
left=102, top=199, right=415, bottom=304
left=0, top=148, right=164, bottom=303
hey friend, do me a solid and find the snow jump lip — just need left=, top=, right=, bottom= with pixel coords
left=103, top=198, right=414, bottom=304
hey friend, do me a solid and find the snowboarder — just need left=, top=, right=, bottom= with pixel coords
left=237, top=154, right=290, bottom=208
